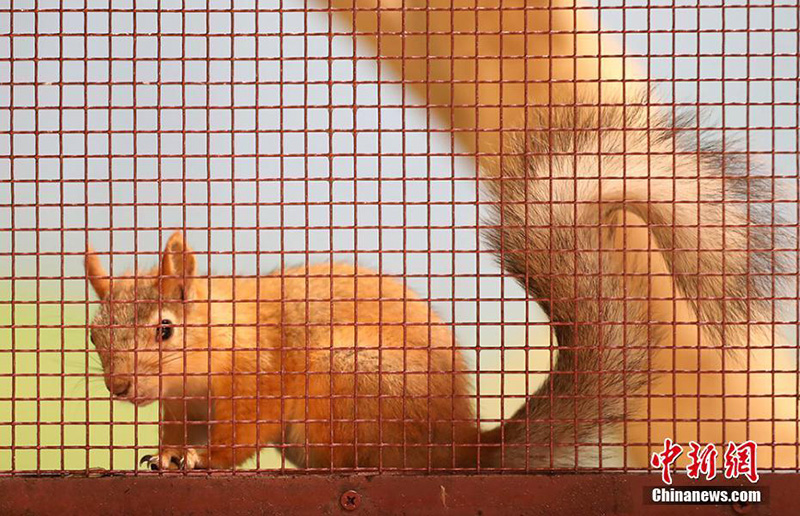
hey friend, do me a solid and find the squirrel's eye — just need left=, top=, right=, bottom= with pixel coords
left=157, top=319, right=173, bottom=341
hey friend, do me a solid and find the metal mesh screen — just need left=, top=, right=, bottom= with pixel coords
left=0, top=0, right=798, bottom=480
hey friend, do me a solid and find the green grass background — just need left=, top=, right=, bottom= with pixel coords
left=0, top=281, right=157, bottom=471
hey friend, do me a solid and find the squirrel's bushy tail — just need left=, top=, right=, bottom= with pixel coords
left=478, top=100, right=789, bottom=469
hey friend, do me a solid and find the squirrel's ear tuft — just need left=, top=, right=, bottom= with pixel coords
left=85, top=245, right=111, bottom=300
left=160, top=231, right=197, bottom=301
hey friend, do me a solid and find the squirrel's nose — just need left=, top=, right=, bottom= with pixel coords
left=109, top=377, right=132, bottom=398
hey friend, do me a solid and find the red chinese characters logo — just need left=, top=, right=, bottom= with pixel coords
left=652, top=440, right=758, bottom=484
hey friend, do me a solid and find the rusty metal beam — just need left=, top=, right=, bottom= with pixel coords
left=0, top=473, right=788, bottom=515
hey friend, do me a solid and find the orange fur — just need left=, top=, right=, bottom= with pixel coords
left=87, top=232, right=477, bottom=470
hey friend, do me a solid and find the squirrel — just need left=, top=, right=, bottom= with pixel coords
left=85, top=237, right=478, bottom=470
left=86, top=101, right=790, bottom=471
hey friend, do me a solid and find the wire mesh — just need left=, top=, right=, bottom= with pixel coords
left=0, top=0, right=798, bottom=479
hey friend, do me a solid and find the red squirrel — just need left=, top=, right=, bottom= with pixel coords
left=87, top=96, right=791, bottom=471
left=85, top=233, right=477, bottom=470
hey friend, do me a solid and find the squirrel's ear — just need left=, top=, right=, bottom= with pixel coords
left=160, top=231, right=196, bottom=301
left=85, top=245, right=111, bottom=300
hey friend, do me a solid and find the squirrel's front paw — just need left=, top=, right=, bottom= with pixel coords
left=140, top=448, right=206, bottom=471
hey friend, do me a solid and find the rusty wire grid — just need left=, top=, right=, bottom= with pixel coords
left=0, top=0, right=799, bottom=497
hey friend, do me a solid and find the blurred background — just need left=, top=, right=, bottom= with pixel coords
left=0, top=0, right=798, bottom=471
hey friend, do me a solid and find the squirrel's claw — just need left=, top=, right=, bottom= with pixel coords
left=139, top=454, right=159, bottom=471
